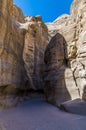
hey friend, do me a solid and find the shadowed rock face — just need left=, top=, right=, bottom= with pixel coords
left=23, top=16, right=48, bottom=90
left=60, top=98, right=86, bottom=115
left=44, top=33, right=79, bottom=106
left=0, top=0, right=29, bottom=96
left=46, top=0, right=86, bottom=100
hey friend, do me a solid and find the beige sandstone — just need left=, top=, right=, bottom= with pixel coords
left=46, top=0, right=86, bottom=104
left=23, top=16, right=48, bottom=90
left=44, top=33, right=79, bottom=105
left=0, top=0, right=86, bottom=109
left=0, top=0, right=29, bottom=97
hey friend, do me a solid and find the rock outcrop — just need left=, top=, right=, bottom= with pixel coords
left=46, top=0, right=86, bottom=104
left=60, top=98, right=86, bottom=116
left=44, top=33, right=79, bottom=105
left=0, top=0, right=48, bottom=99
left=0, top=0, right=30, bottom=97
left=23, top=16, right=48, bottom=90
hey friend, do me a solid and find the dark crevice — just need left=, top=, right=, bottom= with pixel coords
left=16, top=88, right=45, bottom=98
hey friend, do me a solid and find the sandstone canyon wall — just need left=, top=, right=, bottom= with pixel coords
left=44, top=33, right=79, bottom=105
left=45, top=0, right=86, bottom=105
left=0, top=0, right=48, bottom=98
left=0, top=0, right=28, bottom=96
left=23, top=16, right=48, bottom=90
left=0, top=0, right=86, bottom=107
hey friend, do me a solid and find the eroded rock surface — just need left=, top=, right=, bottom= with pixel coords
left=44, top=33, right=79, bottom=105
left=46, top=0, right=86, bottom=103
left=0, top=0, right=86, bottom=111
left=23, top=16, right=48, bottom=90
left=0, top=0, right=49, bottom=101
left=0, top=0, right=29, bottom=97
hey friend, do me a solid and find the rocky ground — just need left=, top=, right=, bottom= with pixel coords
left=0, top=98, right=86, bottom=130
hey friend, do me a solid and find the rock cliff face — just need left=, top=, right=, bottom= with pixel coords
left=0, top=0, right=86, bottom=108
left=23, top=16, right=48, bottom=90
left=44, top=33, right=79, bottom=105
left=46, top=0, right=86, bottom=104
left=0, top=0, right=48, bottom=99
left=0, top=0, right=29, bottom=96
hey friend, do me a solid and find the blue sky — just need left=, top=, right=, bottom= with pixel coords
left=13, top=0, right=73, bottom=22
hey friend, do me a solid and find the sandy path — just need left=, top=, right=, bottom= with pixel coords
left=0, top=98, right=86, bottom=130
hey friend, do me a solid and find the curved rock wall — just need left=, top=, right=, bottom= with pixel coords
left=0, top=0, right=86, bottom=105
left=44, top=33, right=79, bottom=105
left=0, top=0, right=49, bottom=97
left=0, top=0, right=28, bottom=96
left=46, top=0, right=86, bottom=102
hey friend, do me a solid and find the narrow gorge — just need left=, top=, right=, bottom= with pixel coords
left=0, top=0, right=86, bottom=115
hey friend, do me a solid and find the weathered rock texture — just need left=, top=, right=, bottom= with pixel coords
left=0, top=0, right=48, bottom=99
left=0, top=0, right=29, bottom=96
left=45, top=0, right=86, bottom=104
left=44, top=33, right=79, bottom=105
left=1, top=0, right=86, bottom=109
left=23, top=16, right=48, bottom=90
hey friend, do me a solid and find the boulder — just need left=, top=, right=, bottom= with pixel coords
left=60, top=98, right=86, bottom=116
